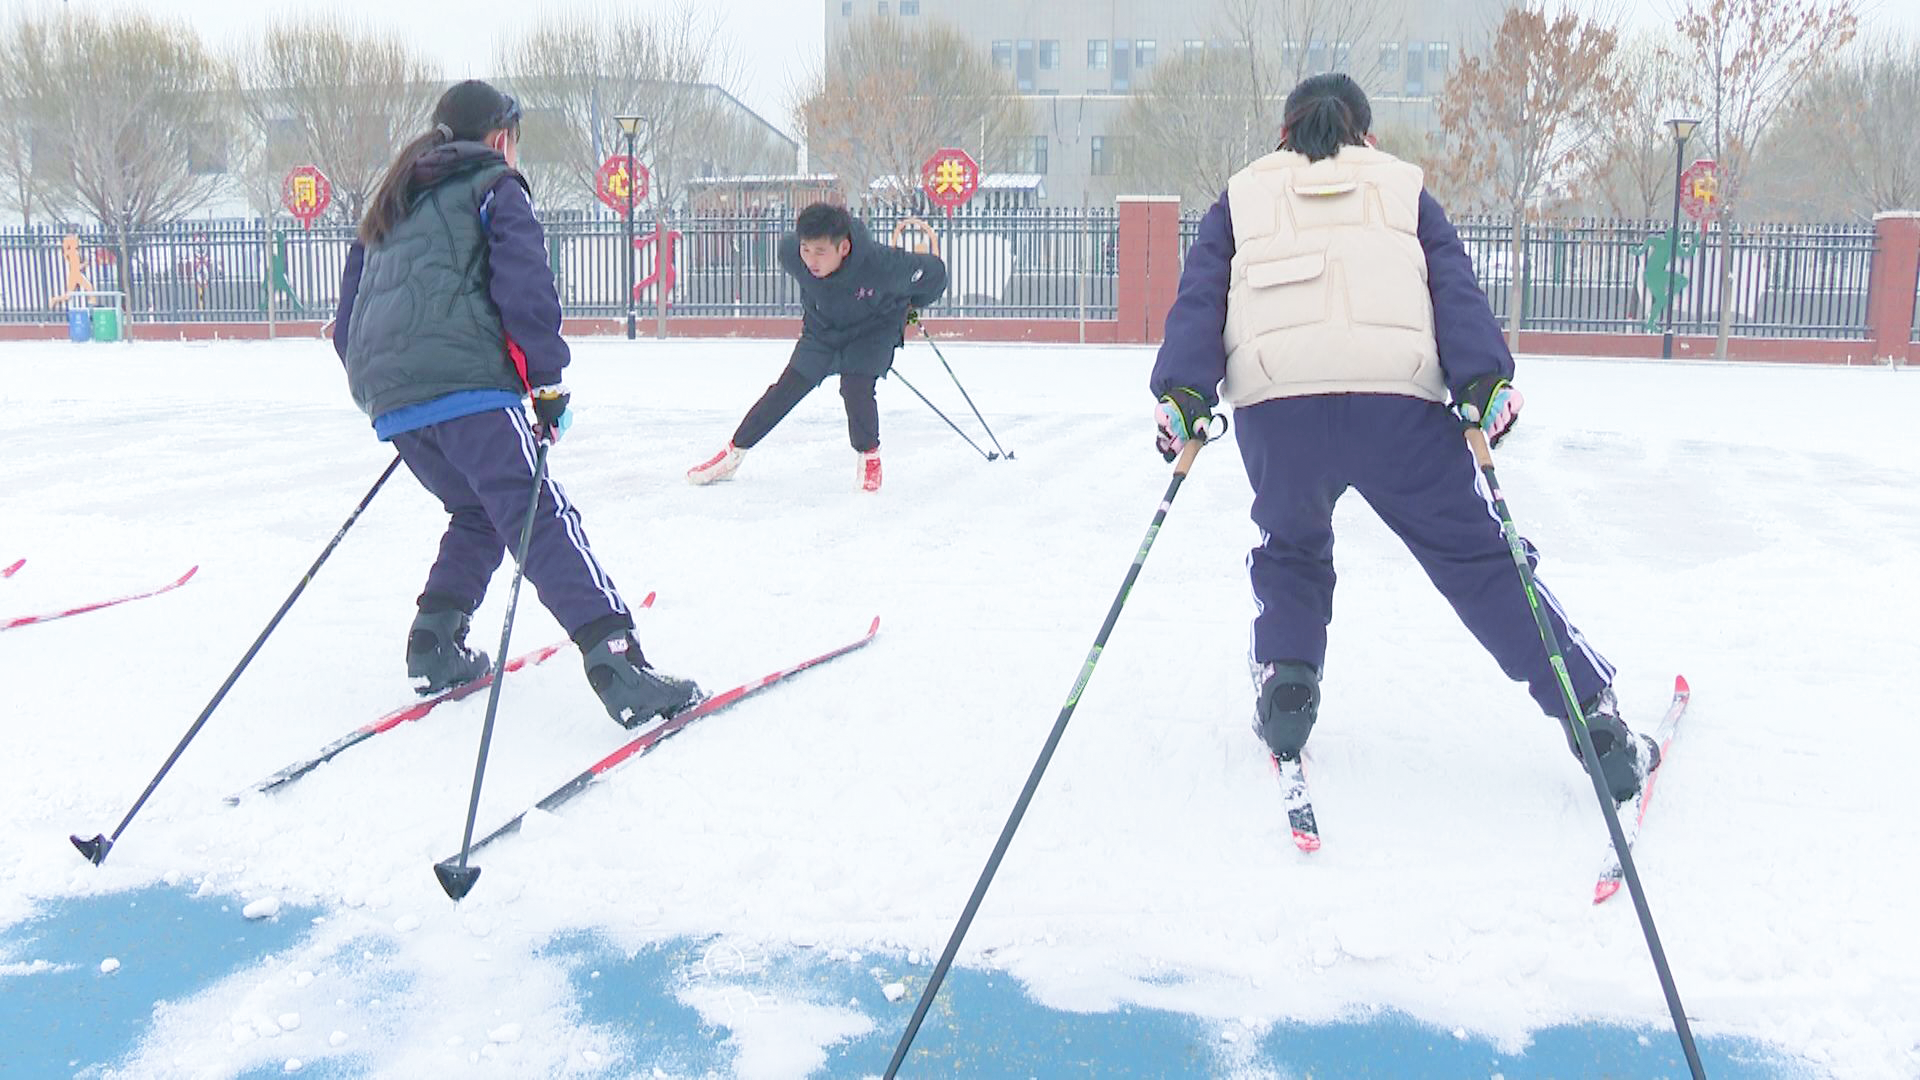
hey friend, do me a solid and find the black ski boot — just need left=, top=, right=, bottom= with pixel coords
left=1571, top=686, right=1661, bottom=803
left=407, top=609, right=490, bottom=695
left=1252, top=660, right=1320, bottom=761
left=582, top=632, right=703, bottom=729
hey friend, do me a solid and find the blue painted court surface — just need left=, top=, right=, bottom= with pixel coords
left=2, top=886, right=1805, bottom=1077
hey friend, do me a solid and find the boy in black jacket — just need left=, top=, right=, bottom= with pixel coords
left=688, top=202, right=948, bottom=492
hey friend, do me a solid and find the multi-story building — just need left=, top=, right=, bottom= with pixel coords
left=823, top=0, right=1505, bottom=206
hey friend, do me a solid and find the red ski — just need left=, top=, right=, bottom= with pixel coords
left=441, top=616, right=880, bottom=864
left=1594, top=675, right=1691, bottom=905
left=228, top=592, right=656, bottom=803
left=2, top=558, right=22, bottom=579
left=1, top=566, right=198, bottom=631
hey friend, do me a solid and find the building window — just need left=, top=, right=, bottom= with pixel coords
left=992, top=40, right=1013, bottom=71
left=877, top=0, right=888, bottom=14
left=900, top=0, right=920, bottom=12
left=1017, top=39, right=1035, bottom=92
left=1091, top=135, right=1118, bottom=175
left=1019, top=134, right=1049, bottom=175
left=1282, top=40, right=1300, bottom=68
left=840, top=1, right=851, bottom=14
left=1429, top=42, right=1450, bottom=72
left=1039, top=40, right=1060, bottom=69
left=1183, top=39, right=1204, bottom=57
left=1406, top=42, right=1426, bottom=94
left=1087, top=39, right=1109, bottom=70
left=1113, top=39, right=1131, bottom=91
left=1333, top=41, right=1351, bottom=71
left=1379, top=43, right=1399, bottom=72
left=1135, top=40, right=1156, bottom=68
left=1307, top=40, right=1326, bottom=72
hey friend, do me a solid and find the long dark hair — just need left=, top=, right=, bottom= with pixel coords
left=1279, top=73, right=1372, bottom=162
left=358, top=80, right=523, bottom=246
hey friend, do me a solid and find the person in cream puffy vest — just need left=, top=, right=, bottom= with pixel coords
left=1149, top=73, right=1661, bottom=807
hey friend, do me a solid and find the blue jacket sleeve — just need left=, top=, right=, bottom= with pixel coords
left=1149, top=191, right=1234, bottom=408
left=482, top=176, right=570, bottom=389
left=332, top=241, right=364, bottom=362
left=1419, top=190, right=1514, bottom=396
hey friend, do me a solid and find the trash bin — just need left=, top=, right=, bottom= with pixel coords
left=90, top=305, right=120, bottom=343
left=67, top=305, right=91, bottom=343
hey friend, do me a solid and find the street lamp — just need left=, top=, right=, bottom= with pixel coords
left=1661, top=116, right=1701, bottom=360
left=616, top=114, right=645, bottom=341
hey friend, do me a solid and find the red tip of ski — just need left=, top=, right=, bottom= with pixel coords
left=1673, top=674, right=1689, bottom=697
left=865, top=615, right=881, bottom=637
left=1292, top=831, right=1321, bottom=853
left=1594, top=879, right=1622, bottom=905
left=1, top=558, right=21, bottom=578
left=639, top=591, right=656, bottom=609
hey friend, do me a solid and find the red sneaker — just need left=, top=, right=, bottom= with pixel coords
left=687, top=443, right=745, bottom=485
left=858, top=449, right=882, bottom=493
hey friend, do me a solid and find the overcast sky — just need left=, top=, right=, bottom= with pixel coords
left=9, top=0, right=1918, bottom=140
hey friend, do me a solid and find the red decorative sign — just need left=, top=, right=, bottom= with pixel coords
left=281, top=166, right=332, bottom=228
left=1679, top=159, right=1720, bottom=224
left=920, top=147, right=980, bottom=215
left=596, top=155, right=650, bottom=216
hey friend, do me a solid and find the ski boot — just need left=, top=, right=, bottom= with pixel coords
left=1571, top=686, right=1662, bottom=803
left=1252, top=660, right=1319, bottom=761
left=582, top=631, right=703, bottom=729
left=407, top=609, right=490, bottom=695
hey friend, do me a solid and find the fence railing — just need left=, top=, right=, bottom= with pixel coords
left=0, top=207, right=1120, bottom=326
left=1443, top=216, right=1873, bottom=339
left=0, top=209, right=1881, bottom=339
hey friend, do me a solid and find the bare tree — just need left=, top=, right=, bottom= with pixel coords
left=32, top=10, right=233, bottom=236
left=796, top=17, right=1031, bottom=207
left=1747, top=32, right=1920, bottom=221
left=239, top=17, right=441, bottom=223
left=1435, top=5, right=1631, bottom=349
left=1580, top=34, right=1701, bottom=221
left=1116, top=0, right=1402, bottom=205
left=1675, top=0, right=1858, bottom=356
left=496, top=2, right=770, bottom=213
left=0, top=15, right=60, bottom=227
left=1116, top=49, right=1271, bottom=204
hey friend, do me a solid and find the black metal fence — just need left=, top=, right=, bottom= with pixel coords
left=1173, top=210, right=1876, bottom=339
left=0, top=207, right=1120, bottom=326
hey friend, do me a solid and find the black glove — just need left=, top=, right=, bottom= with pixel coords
left=530, top=384, right=572, bottom=443
left=1453, top=375, right=1522, bottom=448
left=1154, top=387, right=1213, bottom=462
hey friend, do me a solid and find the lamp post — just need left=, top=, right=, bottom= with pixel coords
left=616, top=114, right=644, bottom=340
left=1661, top=116, right=1701, bottom=360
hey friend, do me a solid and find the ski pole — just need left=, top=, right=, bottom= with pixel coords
left=885, top=425, right=1221, bottom=1078
left=891, top=368, right=998, bottom=462
left=915, top=323, right=1013, bottom=460
left=71, top=455, right=403, bottom=866
left=434, top=437, right=551, bottom=901
left=1464, top=425, right=1704, bottom=1079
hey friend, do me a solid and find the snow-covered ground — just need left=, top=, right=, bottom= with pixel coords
left=2, top=337, right=1917, bottom=1077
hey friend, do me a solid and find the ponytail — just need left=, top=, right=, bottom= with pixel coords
left=1279, top=73, right=1373, bottom=162
left=358, top=128, right=450, bottom=246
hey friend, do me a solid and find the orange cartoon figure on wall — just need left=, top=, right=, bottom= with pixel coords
left=49, top=233, right=93, bottom=307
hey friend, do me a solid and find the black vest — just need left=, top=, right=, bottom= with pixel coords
left=346, top=150, right=520, bottom=419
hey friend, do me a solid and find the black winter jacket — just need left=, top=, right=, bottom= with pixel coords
left=779, top=219, right=948, bottom=380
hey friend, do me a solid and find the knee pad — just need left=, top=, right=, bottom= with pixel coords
left=1256, top=660, right=1320, bottom=759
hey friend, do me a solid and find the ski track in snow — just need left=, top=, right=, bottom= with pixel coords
left=3, top=338, right=1917, bottom=1077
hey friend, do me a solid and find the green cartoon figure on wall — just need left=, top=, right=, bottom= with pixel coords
left=1635, top=227, right=1697, bottom=332
left=261, top=229, right=302, bottom=312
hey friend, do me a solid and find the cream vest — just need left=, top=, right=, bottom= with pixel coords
left=1221, top=146, right=1445, bottom=407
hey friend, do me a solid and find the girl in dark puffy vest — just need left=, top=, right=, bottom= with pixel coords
left=335, top=79, right=700, bottom=730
